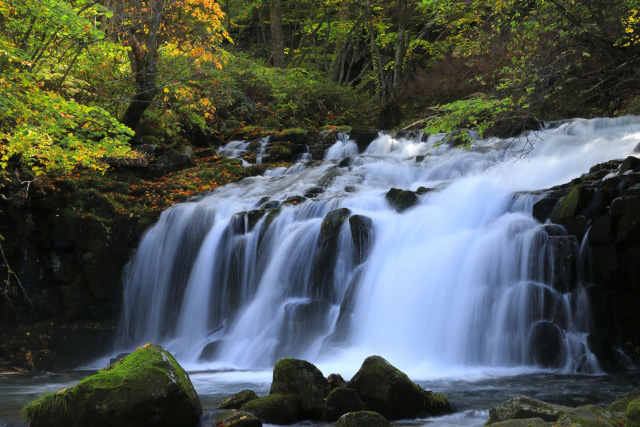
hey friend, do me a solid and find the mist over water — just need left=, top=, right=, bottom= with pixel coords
left=116, top=116, right=640, bottom=379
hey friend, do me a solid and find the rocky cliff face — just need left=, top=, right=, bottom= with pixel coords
left=533, top=155, right=640, bottom=370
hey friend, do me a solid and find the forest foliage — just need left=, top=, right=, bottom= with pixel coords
left=0, top=0, right=639, bottom=183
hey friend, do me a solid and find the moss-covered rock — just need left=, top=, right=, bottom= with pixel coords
left=487, top=396, right=565, bottom=424
left=348, top=355, right=454, bottom=420
left=627, top=397, right=640, bottom=427
left=323, top=387, right=366, bottom=422
left=487, top=395, right=624, bottom=427
left=22, top=343, right=201, bottom=427
left=386, top=188, right=418, bottom=212
left=240, top=393, right=299, bottom=425
left=269, top=358, right=330, bottom=419
left=220, top=389, right=259, bottom=410
left=206, top=409, right=262, bottom=427
left=335, top=410, right=392, bottom=427
left=608, top=390, right=640, bottom=413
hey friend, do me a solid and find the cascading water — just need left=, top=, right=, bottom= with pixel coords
left=116, top=116, right=640, bottom=376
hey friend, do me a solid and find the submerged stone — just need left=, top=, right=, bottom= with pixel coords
left=22, top=343, right=201, bottom=427
left=385, top=188, right=418, bottom=212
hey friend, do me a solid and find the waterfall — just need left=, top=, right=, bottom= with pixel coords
left=116, top=116, right=640, bottom=375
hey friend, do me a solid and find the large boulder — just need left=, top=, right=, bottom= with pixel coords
left=22, top=343, right=201, bottom=427
left=335, top=411, right=391, bottom=427
left=348, top=355, right=454, bottom=420
left=323, top=387, right=366, bottom=422
left=240, top=393, right=299, bottom=425
left=269, top=358, right=330, bottom=419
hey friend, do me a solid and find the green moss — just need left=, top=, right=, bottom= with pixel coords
left=608, top=390, right=640, bottom=414
left=627, top=397, right=640, bottom=427
left=551, top=185, right=582, bottom=223
left=240, top=393, right=300, bottom=424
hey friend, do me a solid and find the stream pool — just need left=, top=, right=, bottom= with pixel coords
left=2, top=369, right=638, bottom=427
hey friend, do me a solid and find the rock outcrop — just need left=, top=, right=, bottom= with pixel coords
left=532, top=156, right=640, bottom=369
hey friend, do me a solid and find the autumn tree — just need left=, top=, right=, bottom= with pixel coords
left=115, top=0, right=229, bottom=130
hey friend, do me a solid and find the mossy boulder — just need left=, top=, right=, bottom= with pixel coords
left=22, top=343, right=201, bottom=427
left=206, top=409, right=262, bottom=427
left=386, top=188, right=418, bottom=212
left=220, top=389, right=259, bottom=410
left=348, top=355, right=454, bottom=420
left=240, top=393, right=299, bottom=425
left=269, top=358, right=330, bottom=419
left=627, top=397, right=640, bottom=427
left=608, top=390, right=640, bottom=413
left=335, top=411, right=392, bottom=427
left=323, top=387, right=366, bottom=422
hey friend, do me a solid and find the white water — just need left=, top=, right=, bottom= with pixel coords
left=116, top=116, right=640, bottom=379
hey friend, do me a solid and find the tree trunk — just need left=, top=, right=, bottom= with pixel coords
left=270, top=0, right=285, bottom=68
left=120, top=0, right=163, bottom=131
left=393, top=0, right=408, bottom=91
left=328, top=0, right=350, bottom=81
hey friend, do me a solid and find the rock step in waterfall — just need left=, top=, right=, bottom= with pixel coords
left=116, top=116, right=640, bottom=376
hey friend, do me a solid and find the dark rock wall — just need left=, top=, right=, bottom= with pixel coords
left=533, top=156, right=640, bottom=369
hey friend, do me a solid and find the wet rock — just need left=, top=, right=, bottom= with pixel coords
left=487, top=396, right=567, bottom=424
left=304, top=187, right=324, bottom=198
left=312, top=208, right=351, bottom=300
left=22, top=344, right=201, bottom=427
left=108, top=352, right=130, bottom=365
left=323, top=387, right=366, bottom=422
left=220, top=389, right=259, bottom=410
left=284, top=195, right=306, bottom=205
left=335, top=411, right=391, bottom=427
left=485, top=116, right=543, bottom=139
left=231, top=210, right=266, bottom=234
left=487, top=395, right=627, bottom=427
left=416, top=186, right=435, bottom=195
left=349, top=355, right=454, bottom=420
left=349, top=215, right=374, bottom=264
left=620, top=156, right=640, bottom=174
left=338, top=157, right=352, bottom=168
left=281, top=301, right=331, bottom=354
left=350, top=129, right=379, bottom=152
left=199, top=340, right=223, bottom=361
left=269, top=358, right=330, bottom=419
left=532, top=197, right=559, bottom=223
left=205, top=409, right=262, bottom=427
left=528, top=321, right=565, bottom=368
left=327, top=373, right=348, bottom=390
left=386, top=188, right=418, bottom=212
left=241, top=393, right=299, bottom=425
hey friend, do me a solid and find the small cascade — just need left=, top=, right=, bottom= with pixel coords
left=117, top=116, right=640, bottom=375
left=325, top=132, right=359, bottom=159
